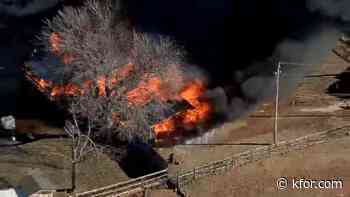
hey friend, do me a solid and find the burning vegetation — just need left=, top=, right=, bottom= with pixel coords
left=25, top=0, right=213, bottom=144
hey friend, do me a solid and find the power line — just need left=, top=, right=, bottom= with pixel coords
left=305, top=73, right=350, bottom=78
left=249, top=114, right=350, bottom=118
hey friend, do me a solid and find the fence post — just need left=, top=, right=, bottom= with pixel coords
left=193, top=168, right=196, bottom=180
left=144, top=188, right=149, bottom=197
left=176, top=172, right=180, bottom=192
left=250, top=150, right=254, bottom=162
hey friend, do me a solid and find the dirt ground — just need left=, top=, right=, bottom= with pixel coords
left=0, top=138, right=129, bottom=192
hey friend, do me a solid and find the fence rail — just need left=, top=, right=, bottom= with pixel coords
left=333, top=39, right=350, bottom=63
left=74, top=169, right=168, bottom=197
left=30, top=190, right=55, bottom=197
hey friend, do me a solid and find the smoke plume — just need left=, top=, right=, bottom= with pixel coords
left=0, top=0, right=60, bottom=16
left=123, top=0, right=349, bottom=143
left=307, top=0, right=350, bottom=22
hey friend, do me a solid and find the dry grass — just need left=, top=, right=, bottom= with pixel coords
left=0, top=139, right=71, bottom=189
left=16, top=119, right=63, bottom=135
left=0, top=138, right=129, bottom=192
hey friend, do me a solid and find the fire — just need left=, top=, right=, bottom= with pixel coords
left=49, top=32, right=75, bottom=65
left=126, top=65, right=185, bottom=106
left=180, top=79, right=206, bottom=107
left=25, top=71, right=52, bottom=93
left=51, top=83, right=81, bottom=97
left=109, top=63, right=134, bottom=88
left=49, top=32, right=61, bottom=55
left=153, top=80, right=212, bottom=138
left=27, top=66, right=213, bottom=139
left=27, top=32, right=213, bottom=140
left=126, top=76, right=174, bottom=105
left=27, top=73, right=111, bottom=98
left=26, top=63, right=134, bottom=99
left=26, top=71, right=83, bottom=98
left=97, top=76, right=107, bottom=97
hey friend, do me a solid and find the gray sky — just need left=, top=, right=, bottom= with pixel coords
left=0, top=0, right=60, bottom=16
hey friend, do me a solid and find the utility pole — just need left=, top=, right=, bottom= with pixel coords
left=272, top=61, right=316, bottom=145
left=274, top=62, right=282, bottom=145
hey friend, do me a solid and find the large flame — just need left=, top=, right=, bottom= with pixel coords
left=153, top=80, right=212, bottom=138
left=26, top=68, right=212, bottom=138
left=26, top=32, right=213, bottom=140
left=126, top=76, right=176, bottom=105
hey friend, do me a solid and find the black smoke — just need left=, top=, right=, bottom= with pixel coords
left=125, top=0, right=348, bottom=120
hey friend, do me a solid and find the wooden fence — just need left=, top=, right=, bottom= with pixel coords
left=31, top=190, right=55, bottom=197
left=73, top=169, right=168, bottom=197
left=333, top=39, right=350, bottom=63
left=174, top=125, right=350, bottom=189
left=70, top=125, right=349, bottom=197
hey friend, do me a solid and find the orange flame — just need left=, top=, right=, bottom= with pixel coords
left=27, top=71, right=83, bottom=98
left=29, top=32, right=213, bottom=140
left=49, top=32, right=75, bottom=65
left=50, top=83, right=81, bottom=97
left=49, top=32, right=61, bottom=55
left=125, top=66, right=184, bottom=106
left=97, top=76, right=107, bottom=97
left=126, top=76, right=172, bottom=105
left=109, top=63, right=134, bottom=88
left=27, top=66, right=212, bottom=139
left=26, top=63, right=135, bottom=99
left=153, top=80, right=212, bottom=138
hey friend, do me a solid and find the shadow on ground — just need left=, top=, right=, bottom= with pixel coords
left=118, top=141, right=168, bottom=178
left=327, top=67, right=350, bottom=98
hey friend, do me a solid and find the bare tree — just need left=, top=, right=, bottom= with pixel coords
left=36, top=0, right=188, bottom=145
left=64, top=111, right=98, bottom=164
left=64, top=103, right=101, bottom=191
